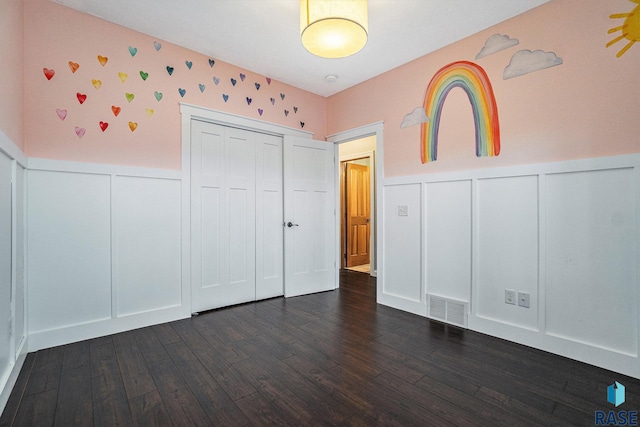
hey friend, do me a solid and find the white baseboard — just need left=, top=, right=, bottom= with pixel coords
left=0, top=351, right=27, bottom=417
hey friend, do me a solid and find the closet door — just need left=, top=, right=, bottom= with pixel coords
left=191, top=121, right=257, bottom=312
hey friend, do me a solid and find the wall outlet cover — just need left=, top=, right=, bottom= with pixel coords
left=518, top=292, right=530, bottom=308
left=505, top=289, right=516, bottom=305
left=398, top=205, right=408, bottom=216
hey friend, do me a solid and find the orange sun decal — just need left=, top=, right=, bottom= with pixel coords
left=607, top=0, right=640, bottom=57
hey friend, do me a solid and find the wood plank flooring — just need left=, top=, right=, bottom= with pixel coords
left=2, top=270, right=638, bottom=426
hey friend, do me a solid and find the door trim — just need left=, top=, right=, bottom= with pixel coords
left=326, top=122, right=384, bottom=283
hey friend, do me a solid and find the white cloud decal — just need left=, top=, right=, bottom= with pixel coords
left=475, top=34, right=519, bottom=59
left=503, top=49, right=563, bottom=80
left=400, top=107, right=429, bottom=128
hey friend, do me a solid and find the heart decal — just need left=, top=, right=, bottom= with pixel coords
left=239, top=73, right=246, bottom=81
left=111, top=105, right=121, bottom=116
left=68, top=62, right=79, bottom=73
left=125, top=92, right=135, bottom=103
left=266, top=77, right=272, bottom=85
left=198, top=83, right=206, bottom=93
left=154, top=41, right=162, bottom=51
left=76, top=92, right=87, bottom=104
left=255, top=83, right=260, bottom=91
left=300, top=122, right=305, bottom=128
left=185, top=60, right=193, bottom=69
left=128, top=121, right=138, bottom=132
left=230, top=78, right=237, bottom=86
left=222, top=94, right=229, bottom=102
left=280, top=93, right=285, bottom=100
left=293, top=106, right=298, bottom=113
left=270, top=97, right=276, bottom=105
left=178, top=88, right=186, bottom=97
left=91, top=79, right=102, bottom=89
left=43, top=68, right=55, bottom=80
left=246, top=97, right=252, bottom=105
left=97, top=55, right=108, bottom=66
left=258, top=108, right=263, bottom=116
left=284, top=109, right=289, bottom=117
left=154, top=91, right=163, bottom=102
left=145, top=108, right=154, bottom=118
left=208, top=58, right=215, bottom=67
left=99, top=121, right=109, bottom=132
left=128, top=46, right=138, bottom=57
left=75, top=126, right=86, bottom=138
left=118, top=72, right=128, bottom=83
left=213, top=76, right=220, bottom=85
left=166, top=66, right=174, bottom=76
left=56, top=109, right=67, bottom=121
left=139, top=71, right=149, bottom=81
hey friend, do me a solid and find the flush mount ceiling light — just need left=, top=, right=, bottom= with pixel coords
left=300, top=0, right=368, bottom=58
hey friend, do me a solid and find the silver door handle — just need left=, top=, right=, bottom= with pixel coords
left=285, top=221, right=299, bottom=228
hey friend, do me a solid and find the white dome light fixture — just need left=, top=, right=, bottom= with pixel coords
left=300, top=0, right=368, bottom=58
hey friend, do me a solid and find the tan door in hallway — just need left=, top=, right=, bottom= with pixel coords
left=345, top=163, right=370, bottom=267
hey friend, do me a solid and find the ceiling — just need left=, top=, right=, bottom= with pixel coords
left=49, top=0, right=550, bottom=97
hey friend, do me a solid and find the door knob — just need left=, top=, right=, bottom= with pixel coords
left=286, top=221, right=299, bottom=228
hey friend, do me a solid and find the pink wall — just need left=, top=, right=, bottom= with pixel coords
left=327, top=0, right=640, bottom=177
left=0, top=0, right=24, bottom=149
left=24, top=0, right=327, bottom=169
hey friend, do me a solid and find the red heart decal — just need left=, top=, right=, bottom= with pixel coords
left=77, top=93, right=87, bottom=104
left=43, top=68, right=55, bottom=80
left=99, top=121, right=109, bottom=132
left=68, top=61, right=79, bottom=73
left=111, top=105, right=121, bottom=117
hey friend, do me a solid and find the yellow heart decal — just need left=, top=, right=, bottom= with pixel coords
left=91, top=79, right=102, bottom=89
left=128, top=121, right=138, bottom=132
left=118, top=72, right=128, bottom=83
left=145, top=108, right=154, bottom=118
left=97, top=55, right=108, bottom=66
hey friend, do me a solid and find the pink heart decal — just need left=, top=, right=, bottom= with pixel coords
left=77, top=92, right=87, bottom=104
left=43, top=68, right=55, bottom=80
left=75, top=126, right=86, bottom=138
left=266, top=77, right=272, bottom=85
left=56, top=109, right=67, bottom=121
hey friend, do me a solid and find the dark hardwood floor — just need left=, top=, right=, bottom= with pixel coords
left=2, top=270, right=638, bottom=426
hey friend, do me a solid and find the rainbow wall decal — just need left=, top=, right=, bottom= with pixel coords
left=421, top=60, right=500, bottom=163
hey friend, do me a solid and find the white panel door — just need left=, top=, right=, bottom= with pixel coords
left=191, top=120, right=257, bottom=311
left=283, top=136, right=336, bottom=297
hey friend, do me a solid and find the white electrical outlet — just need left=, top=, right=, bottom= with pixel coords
left=518, top=292, right=530, bottom=308
left=398, top=205, right=408, bottom=216
left=505, top=289, right=516, bottom=305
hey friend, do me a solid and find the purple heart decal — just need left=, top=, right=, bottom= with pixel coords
left=56, top=108, right=67, bottom=121
left=266, top=77, right=272, bottom=85
left=208, top=58, right=215, bottom=67
left=213, top=76, right=220, bottom=85
left=293, top=106, right=298, bottom=113
left=284, top=109, right=289, bottom=117
left=255, top=83, right=260, bottom=90
left=239, top=73, right=246, bottom=81
left=222, top=94, right=229, bottom=102
left=258, top=108, right=263, bottom=116
left=246, top=97, right=252, bottom=105
left=270, top=97, right=275, bottom=105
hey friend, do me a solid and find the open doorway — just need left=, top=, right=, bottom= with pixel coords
left=339, top=136, right=376, bottom=276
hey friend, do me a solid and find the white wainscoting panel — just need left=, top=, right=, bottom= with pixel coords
left=545, top=168, right=637, bottom=356
left=425, top=180, right=471, bottom=303
left=381, top=183, right=423, bottom=314
left=380, top=154, right=640, bottom=379
left=0, top=151, right=12, bottom=390
left=28, top=170, right=112, bottom=333
left=13, top=165, right=26, bottom=354
left=27, top=159, right=189, bottom=351
left=475, top=175, right=539, bottom=330
left=114, top=176, right=182, bottom=317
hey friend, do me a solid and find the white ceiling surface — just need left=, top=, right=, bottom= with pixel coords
left=50, top=0, right=550, bottom=97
